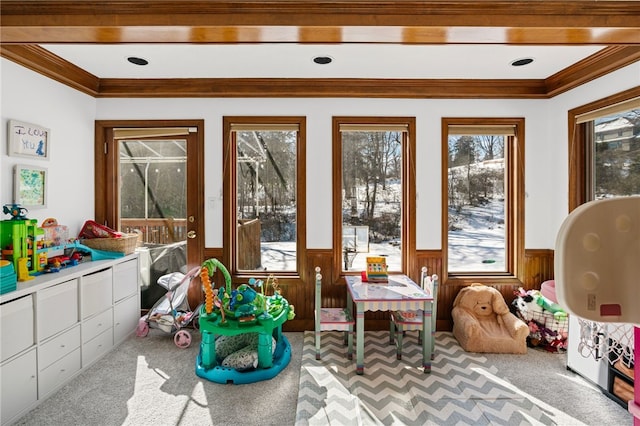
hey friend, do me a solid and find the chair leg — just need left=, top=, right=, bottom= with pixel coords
left=431, top=330, right=435, bottom=360
left=396, top=327, right=403, bottom=360
left=315, top=331, right=321, bottom=360
left=346, top=329, right=353, bottom=360
left=389, top=321, right=396, bottom=345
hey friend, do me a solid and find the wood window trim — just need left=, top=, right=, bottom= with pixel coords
left=222, top=116, right=307, bottom=281
left=331, top=116, right=417, bottom=282
left=441, top=117, right=525, bottom=287
left=568, top=86, right=640, bottom=212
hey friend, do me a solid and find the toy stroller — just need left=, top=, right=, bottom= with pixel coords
left=136, top=266, right=202, bottom=348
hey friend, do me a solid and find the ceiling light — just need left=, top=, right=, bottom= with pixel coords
left=511, top=58, right=534, bottom=67
left=127, top=56, right=149, bottom=66
left=313, top=56, right=333, bottom=65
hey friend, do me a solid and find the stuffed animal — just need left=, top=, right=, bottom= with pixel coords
left=452, top=283, right=529, bottom=354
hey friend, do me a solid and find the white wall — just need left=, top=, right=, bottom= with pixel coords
left=1, top=59, right=97, bottom=234
left=2, top=57, right=638, bottom=252
left=544, top=63, right=640, bottom=247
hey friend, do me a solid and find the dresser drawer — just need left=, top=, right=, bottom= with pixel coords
left=38, top=325, right=80, bottom=370
left=82, top=328, right=112, bottom=367
left=81, top=268, right=113, bottom=319
left=114, top=294, right=139, bottom=344
left=38, top=348, right=81, bottom=398
left=0, top=294, right=34, bottom=362
left=113, top=258, right=138, bottom=303
left=82, top=308, right=113, bottom=344
left=0, top=348, right=37, bottom=425
left=38, top=279, right=79, bottom=341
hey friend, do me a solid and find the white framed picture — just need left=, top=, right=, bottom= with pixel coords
left=14, top=164, right=48, bottom=208
left=8, top=119, right=50, bottom=160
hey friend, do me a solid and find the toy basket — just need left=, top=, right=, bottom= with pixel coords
left=515, top=307, right=569, bottom=352
left=81, top=233, right=139, bottom=255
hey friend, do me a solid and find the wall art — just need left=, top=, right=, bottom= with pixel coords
left=14, top=164, right=48, bottom=208
left=8, top=119, right=50, bottom=160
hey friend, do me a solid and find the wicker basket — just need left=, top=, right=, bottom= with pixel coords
left=81, top=233, right=139, bottom=255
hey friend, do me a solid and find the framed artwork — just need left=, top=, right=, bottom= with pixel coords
left=8, top=119, right=50, bottom=160
left=14, top=164, right=48, bottom=208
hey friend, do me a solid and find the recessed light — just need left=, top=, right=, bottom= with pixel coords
left=127, top=56, right=149, bottom=66
left=511, top=58, right=534, bottom=67
left=313, top=56, right=333, bottom=65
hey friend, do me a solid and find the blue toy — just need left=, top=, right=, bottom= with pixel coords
left=3, top=204, right=28, bottom=221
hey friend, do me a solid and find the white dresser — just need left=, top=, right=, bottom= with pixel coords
left=0, top=254, right=139, bottom=425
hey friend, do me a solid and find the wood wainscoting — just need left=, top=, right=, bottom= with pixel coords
left=200, top=247, right=554, bottom=332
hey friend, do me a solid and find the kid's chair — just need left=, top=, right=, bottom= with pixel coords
left=314, top=266, right=354, bottom=360
left=389, top=266, right=439, bottom=360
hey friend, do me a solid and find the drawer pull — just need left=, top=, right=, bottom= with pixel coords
left=60, top=344, right=65, bottom=348
left=60, top=369, right=66, bottom=372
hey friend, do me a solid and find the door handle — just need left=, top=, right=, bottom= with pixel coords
left=187, top=230, right=196, bottom=239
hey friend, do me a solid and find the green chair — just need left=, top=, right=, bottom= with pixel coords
left=314, top=266, right=354, bottom=360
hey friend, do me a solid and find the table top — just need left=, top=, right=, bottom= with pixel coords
left=345, top=274, right=433, bottom=303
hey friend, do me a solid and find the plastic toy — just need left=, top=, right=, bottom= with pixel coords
left=195, top=258, right=294, bottom=384
left=555, top=196, right=639, bottom=425
left=0, top=218, right=44, bottom=278
left=3, top=204, right=28, bottom=221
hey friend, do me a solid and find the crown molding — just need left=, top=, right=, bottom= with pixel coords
left=2, top=44, right=638, bottom=99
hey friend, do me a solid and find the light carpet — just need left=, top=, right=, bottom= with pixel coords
left=295, top=330, right=632, bottom=425
left=14, top=329, right=303, bottom=426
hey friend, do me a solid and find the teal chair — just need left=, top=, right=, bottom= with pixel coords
left=314, top=266, right=354, bottom=360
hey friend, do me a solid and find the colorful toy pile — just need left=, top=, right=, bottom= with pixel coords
left=512, top=287, right=569, bottom=352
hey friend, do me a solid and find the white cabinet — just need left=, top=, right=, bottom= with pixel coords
left=0, top=254, right=139, bottom=426
left=0, top=294, right=34, bottom=362
left=82, top=308, right=113, bottom=366
left=38, top=348, right=81, bottom=398
left=114, top=294, right=139, bottom=344
left=81, top=269, right=113, bottom=319
left=0, top=349, right=37, bottom=424
left=113, top=258, right=138, bottom=302
left=82, top=328, right=113, bottom=367
left=38, top=326, right=80, bottom=369
left=37, top=279, right=78, bottom=341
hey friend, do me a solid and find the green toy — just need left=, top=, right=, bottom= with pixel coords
left=196, top=258, right=295, bottom=384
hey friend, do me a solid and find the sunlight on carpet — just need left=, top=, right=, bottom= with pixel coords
left=123, top=355, right=214, bottom=425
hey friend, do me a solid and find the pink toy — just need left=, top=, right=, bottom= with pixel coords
left=540, top=280, right=558, bottom=303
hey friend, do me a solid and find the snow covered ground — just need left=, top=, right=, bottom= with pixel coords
left=259, top=199, right=505, bottom=272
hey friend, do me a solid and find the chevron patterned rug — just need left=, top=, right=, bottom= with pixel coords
left=295, top=330, right=629, bottom=426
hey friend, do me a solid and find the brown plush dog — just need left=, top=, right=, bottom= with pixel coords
left=452, top=283, right=528, bottom=354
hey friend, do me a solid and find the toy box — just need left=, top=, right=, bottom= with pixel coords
left=0, top=260, right=17, bottom=294
left=41, top=218, right=69, bottom=246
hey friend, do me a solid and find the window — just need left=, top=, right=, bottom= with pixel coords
left=442, top=118, right=524, bottom=282
left=223, top=117, right=306, bottom=275
left=333, top=117, right=416, bottom=275
left=569, top=92, right=640, bottom=207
